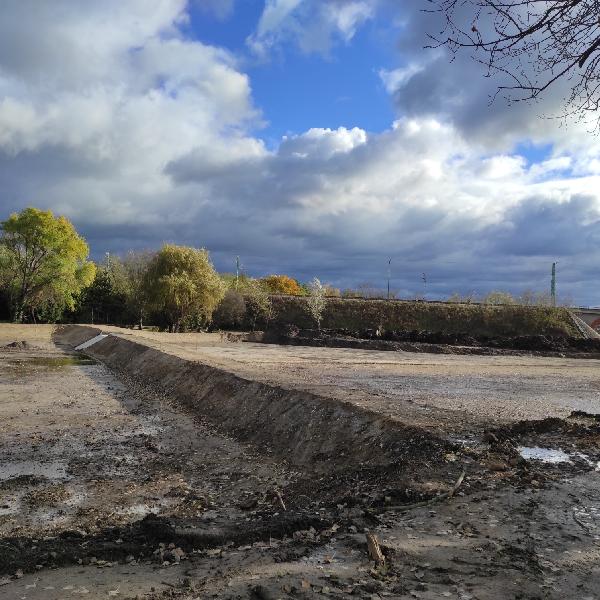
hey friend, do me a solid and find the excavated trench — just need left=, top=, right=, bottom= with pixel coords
left=53, top=325, right=455, bottom=476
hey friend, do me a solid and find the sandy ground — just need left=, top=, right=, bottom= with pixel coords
left=1, top=324, right=600, bottom=600
left=99, top=326, right=600, bottom=432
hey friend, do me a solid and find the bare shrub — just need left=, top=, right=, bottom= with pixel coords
left=306, top=278, right=327, bottom=330
left=482, top=291, right=516, bottom=305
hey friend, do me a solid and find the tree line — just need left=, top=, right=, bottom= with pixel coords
left=0, top=208, right=565, bottom=330
left=0, top=208, right=332, bottom=330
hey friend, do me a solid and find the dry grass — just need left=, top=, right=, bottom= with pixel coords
left=0, top=323, right=57, bottom=347
left=260, top=297, right=580, bottom=338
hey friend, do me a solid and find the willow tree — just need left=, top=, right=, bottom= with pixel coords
left=143, top=244, right=225, bottom=332
left=0, top=208, right=95, bottom=322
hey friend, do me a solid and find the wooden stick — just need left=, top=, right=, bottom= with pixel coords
left=275, top=490, right=286, bottom=512
left=366, top=533, right=385, bottom=564
left=379, top=470, right=466, bottom=513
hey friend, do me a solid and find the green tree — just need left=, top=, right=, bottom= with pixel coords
left=220, top=272, right=253, bottom=292
left=122, top=250, right=154, bottom=329
left=143, top=244, right=225, bottom=332
left=213, top=289, right=247, bottom=329
left=81, top=259, right=129, bottom=325
left=0, top=208, right=95, bottom=322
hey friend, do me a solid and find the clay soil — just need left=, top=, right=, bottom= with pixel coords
left=1, top=324, right=600, bottom=600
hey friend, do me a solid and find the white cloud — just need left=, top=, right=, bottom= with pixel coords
left=325, top=1, right=375, bottom=41
left=479, top=155, right=526, bottom=180
left=0, top=1, right=263, bottom=228
left=379, top=64, right=425, bottom=94
left=195, top=0, right=236, bottom=20
left=279, top=127, right=367, bottom=159
left=257, top=0, right=303, bottom=35
left=247, top=0, right=376, bottom=57
left=1, top=1, right=600, bottom=302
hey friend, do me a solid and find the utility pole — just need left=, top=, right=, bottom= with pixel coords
left=422, top=272, right=427, bottom=300
left=387, top=258, right=392, bottom=300
left=551, top=262, right=556, bottom=307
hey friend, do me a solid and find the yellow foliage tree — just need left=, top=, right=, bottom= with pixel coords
left=0, top=207, right=95, bottom=322
left=260, top=274, right=302, bottom=296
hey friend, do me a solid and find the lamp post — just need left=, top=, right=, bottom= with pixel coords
left=387, top=258, right=392, bottom=300
left=551, top=262, right=557, bottom=307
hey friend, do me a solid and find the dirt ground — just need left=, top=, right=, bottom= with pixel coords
left=1, top=324, right=600, bottom=599
left=100, top=326, right=600, bottom=433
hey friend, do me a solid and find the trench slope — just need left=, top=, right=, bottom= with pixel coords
left=55, top=325, right=451, bottom=473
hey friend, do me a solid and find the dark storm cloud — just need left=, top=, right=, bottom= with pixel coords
left=488, top=195, right=600, bottom=257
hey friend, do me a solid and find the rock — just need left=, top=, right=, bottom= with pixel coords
left=483, top=432, right=499, bottom=444
left=487, top=460, right=509, bottom=472
left=165, top=547, right=186, bottom=563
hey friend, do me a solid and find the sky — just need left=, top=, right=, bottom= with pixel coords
left=0, top=0, right=599, bottom=304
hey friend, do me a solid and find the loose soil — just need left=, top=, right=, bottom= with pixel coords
left=263, top=327, right=600, bottom=358
left=0, top=324, right=599, bottom=599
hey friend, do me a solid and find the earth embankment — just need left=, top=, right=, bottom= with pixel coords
left=216, top=296, right=582, bottom=339
left=54, top=325, right=451, bottom=474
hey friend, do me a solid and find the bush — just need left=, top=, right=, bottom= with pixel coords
left=245, top=281, right=273, bottom=330
left=306, top=278, right=327, bottom=330
left=213, top=289, right=247, bottom=329
left=251, top=296, right=580, bottom=338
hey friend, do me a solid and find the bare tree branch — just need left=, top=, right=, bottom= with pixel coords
left=427, top=0, right=600, bottom=122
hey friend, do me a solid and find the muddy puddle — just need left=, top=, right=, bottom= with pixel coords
left=518, top=446, right=572, bottom=463
left=0, top=460, right=70, bottom=481
left=5, top=354, right=96, bottom=368
left=517, top=445, right=600, bottom=470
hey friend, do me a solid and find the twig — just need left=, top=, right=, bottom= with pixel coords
left=275, top=490, right=286, bottom=512
left=378, top=470, right=466, bottom=513
left=572, top=510, right=593, bottom=534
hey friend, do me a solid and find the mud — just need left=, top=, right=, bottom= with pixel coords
left=88, top=327, right=600, bottom=434
left=1, top=325, right=600, bottom=599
